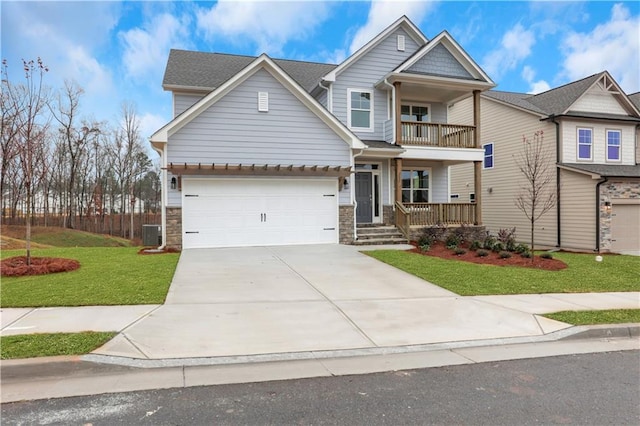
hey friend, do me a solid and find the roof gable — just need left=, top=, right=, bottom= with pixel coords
left=151, top=54, right=364, bottom=149
left=393, top=31, right=493, bottom=83
left=323, top=16, right=428, bottom=82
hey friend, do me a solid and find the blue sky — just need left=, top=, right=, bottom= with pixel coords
left=2, top=1, right=639, bottom=140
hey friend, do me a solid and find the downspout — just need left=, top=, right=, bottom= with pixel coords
left=352, top=148, right=365, bottom=242
left=150, top=142, right=167, bottom=250
left=550, top=115, right=561, bottom=248
left=595, top=177, right=608, bottom=253
left=381, top=78, right=395, bottom=143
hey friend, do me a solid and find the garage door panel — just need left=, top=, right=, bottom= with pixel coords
left=611, top=204, right=640, bottom=253
left=182, top=179, right=338, bottom=249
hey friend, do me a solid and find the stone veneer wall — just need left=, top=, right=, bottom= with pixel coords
left=383, top=205, right=394, bottom=225
left=165, top=207, right=182, bottom=250
left=408, top=225, right=486, bottom=243
left=339, top=205, right=355, bottom=244
left=598, top=179, right=640, bottom=252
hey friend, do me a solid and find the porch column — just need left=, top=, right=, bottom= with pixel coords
left=395, top=158, right=403, bottom=203
left=394, top=82, right=402, bottom=145
left=473, top=89, right=482, bottom=225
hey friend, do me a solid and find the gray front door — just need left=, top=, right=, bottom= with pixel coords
left=355, top=172, right=372, bottom=223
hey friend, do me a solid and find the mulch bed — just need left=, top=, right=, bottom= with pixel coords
left=1, top=256, right=81, bottom=277
left=409, top=241, right=567, bottom=271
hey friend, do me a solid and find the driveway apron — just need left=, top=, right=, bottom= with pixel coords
left=95, top=245, right=554, bottom=359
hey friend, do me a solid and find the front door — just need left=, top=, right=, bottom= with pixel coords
left=355, top=172, right=372, bottom=223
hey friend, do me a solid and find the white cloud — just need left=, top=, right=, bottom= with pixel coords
left=560, top=3, right=640, bottom=93
left=521, top=65, right=550, bottom=94
left=482, top=24, right=536, bottom=80
left=349, top=1, right=436, bottom=54
left=139, top=112, right=170, bottom=139
left=196, top=1, right=330, bottom=56
left=120, top=12, right=191, bottom=79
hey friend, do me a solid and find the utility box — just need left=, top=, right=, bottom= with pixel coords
left=142, top=224, right=161, bottom=246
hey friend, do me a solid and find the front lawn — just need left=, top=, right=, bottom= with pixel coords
left=1, top=247, right=179, bottom=307
left=545, top=309, right=640, bottom=325
left=366, top=250, right=640, bottom=295
left=1, top=332, right=117, bottom=359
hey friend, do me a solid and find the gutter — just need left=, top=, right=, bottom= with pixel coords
left=550, top=115, right=561, bottom=248
left=150, top=142, right=167, bottom=250
left=317, top=80, right=332, bottom=112
left=595, top=177, right=608, bottom=253
left=352, top=148, right=366, bottom=242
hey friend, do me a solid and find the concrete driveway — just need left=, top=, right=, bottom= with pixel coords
left=96, top=245, right=568, bottom=359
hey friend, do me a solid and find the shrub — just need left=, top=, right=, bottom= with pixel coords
left=497, top=227, right=517, bottom=247
left=514, top=243, right=529, bottom=254
left=499, top=251, right=512, bottom=259
left=492, top=242, right=505, bottom=253
left=476, top=249, right=489, bottom=257
left=445, top=233, right=460, bottom=249
left=419, top=242, right=431, bottom=252
left=483, top=235, right=496, bottom=250
left=453, top=247, right=467, bottom=256
left=505, top=240, right=517, bottom=252
left=541, top=252, right=554, bottom=259
left=520, top=251, right=533, bottom=259
left=469, top=240, right=482, bottom=251
left=418, top=235, right=433, bottom=250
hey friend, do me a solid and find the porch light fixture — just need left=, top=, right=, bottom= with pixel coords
left=603, top=201, right=611, bottom=212
left=170, top=177, right=177, bottom=190
left=343, top=177, right=349, bottom=189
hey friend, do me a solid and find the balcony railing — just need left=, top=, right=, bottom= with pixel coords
left=395, top=202, right=477, bottom=238
left=400, top=122, right=476, bottom=148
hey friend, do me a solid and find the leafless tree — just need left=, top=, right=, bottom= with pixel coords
left=514, top=130, right=556, bottom=259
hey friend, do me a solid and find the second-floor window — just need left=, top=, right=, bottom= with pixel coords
left=577, top=128, right=593, bottom=161
left=607, top=130, right=621, bottom=161
left=348, top=89, right=373, bottom=131
left=483, top=143, right=494, bottom=169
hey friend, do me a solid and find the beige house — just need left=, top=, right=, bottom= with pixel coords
left=450, top=71, right=640, bottom=254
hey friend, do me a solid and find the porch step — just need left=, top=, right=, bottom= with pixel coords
left=355, top=225, right=409, bottom=245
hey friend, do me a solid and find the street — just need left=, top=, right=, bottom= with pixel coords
left=2, top=350, right=638, bottom=425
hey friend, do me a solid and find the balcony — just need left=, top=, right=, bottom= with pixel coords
left=400, top=122, right=476, bottom=148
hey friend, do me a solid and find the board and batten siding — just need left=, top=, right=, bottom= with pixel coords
left=560, top=119, right=636, bottom=165
left=332, top=28, right=420, bottom=140
left=174, top=93, right=206, bottom=117
left=450, top=96, right=557, bottom=246
left=166, top=68, right=351, bottom=206
left=559, top=169, right=596, bottom=251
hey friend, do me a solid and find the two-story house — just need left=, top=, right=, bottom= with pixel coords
left=150, top=16, right=495, bottom=249
left=450, top=71, right=640, bottom=254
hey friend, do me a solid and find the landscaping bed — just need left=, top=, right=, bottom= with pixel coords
left=1, top=256, right=80, bottom=277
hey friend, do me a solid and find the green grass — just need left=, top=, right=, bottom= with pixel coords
left=1, top=332, right=117, bottom=359
left=545, top=309, right=640, bottom=325
left=366, top=250, right=640, bottom=295
left=1, top=247, right=179, bottom=307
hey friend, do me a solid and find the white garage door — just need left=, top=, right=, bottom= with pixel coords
left=182, top=178, right=338, bottom=249
left=611, top=203, right=640, bottom=253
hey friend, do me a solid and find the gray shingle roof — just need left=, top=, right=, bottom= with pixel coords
left=163, top=49, right=337, bottom=93
left=482, top=91, right=547, bottom=115
left=629, top=92, right=640, bottom=111
left=561, top=163, right=640, bottom=178
left=361, top=140, right=404, bottom=150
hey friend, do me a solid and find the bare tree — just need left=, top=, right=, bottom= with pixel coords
left=1, top=58, right=50, bottom=264
left=514, top=130, right=556, bottom=259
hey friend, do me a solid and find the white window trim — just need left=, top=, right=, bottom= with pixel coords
left=400, top=103, right=432, bottom=123
left=482, top=142, right=494, bottom=169
left=577, top=127, right=593, bottom=161
left=606, top=129, right=622, bottom=162
left=347, top=88, right=374, bottom=132
left=401, top=168, right=432, bottom=203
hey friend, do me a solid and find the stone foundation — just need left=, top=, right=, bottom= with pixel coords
left=598, top=179, right=640, bottom=252
left=383, top=204, right=394, bottom=225
left=339, top=205, right=355, bottom=244
left=408, top=224, right=487, bottom=243
left=165, top=207, right=182, bottom=250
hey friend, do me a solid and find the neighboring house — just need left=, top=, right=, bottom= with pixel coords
left=150, top=16, right=495, bottom=249
left=450, top=71, right=640, bottom=254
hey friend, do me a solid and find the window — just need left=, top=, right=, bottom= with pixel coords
left=401, top=170, right=429, bottom=203
left=483, top=143, right=494, bottom=169
left=348, top=89, right=373, bottom=131
left=401, top=104, right=430, bottom=139
left=577, top=128, right=593, bottom=160
left=607, top=130, right=621, bottom=161
left=469, top=193, right=476, bottom=203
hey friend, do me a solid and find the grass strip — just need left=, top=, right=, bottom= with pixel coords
left=365, top=250, right=640, bottom=295
left=1, top=332, right=117, bottom=359
left=1, top=247, right=179, bottom=307
left=544, top=309, right=640, bottom=325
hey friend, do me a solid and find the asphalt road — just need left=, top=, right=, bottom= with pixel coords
left=2, top=350, right=639, bottom=425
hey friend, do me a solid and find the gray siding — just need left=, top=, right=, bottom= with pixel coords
left=316, top=89, right=328, bottom=109
left=174, top=93, right=205, bottom=117
left=332, top=28, right=421, bottom=140
left=167, top=68, right=351, bottom=204
left=406, top=44, right=472, bottom=79
left=431, top=102, right=447, bottom=123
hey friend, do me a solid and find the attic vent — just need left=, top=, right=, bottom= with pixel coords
left=258, top=92, right=269, bottom=112
left=397, top=35, right=405, bottom=51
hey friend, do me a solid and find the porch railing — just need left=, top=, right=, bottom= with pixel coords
left=400, top=122, right=476, bottom=148
left=395, top=202, right=477, bottom=235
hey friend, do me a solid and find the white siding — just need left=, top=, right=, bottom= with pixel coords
left=559, top=169, right=596, bottom=251
left=560, top=120, right=636, bottom=165
left=332, top=28, right=420, bottom=140
left=570, top=86, right=627, bottom=115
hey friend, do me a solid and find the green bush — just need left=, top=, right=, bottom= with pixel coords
left=520, top=251, right=533, bottom=259
left=476, top=249, right=489, bottom=257
left=453, top=247, right=467, bottom=256
left=492, top=242, right=505, bottom=253
left=418, top=235, right=433, bottom=251
left=445, top=233, right=460, bottom=249
left=514, top=243, right=529, bottom=254
left=541, top=252, right=554, bottom=259
left=469, top=240, right=482, bottom=251
left=499, top=251, right=512, bottom=259
left=483, top=235, right=496, bottom=250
